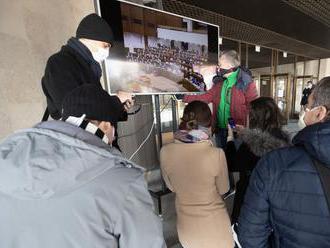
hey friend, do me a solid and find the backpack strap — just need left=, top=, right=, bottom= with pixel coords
left=41, top=107, right=49, bottom=122
left=312, top=158, right=330, bottom=212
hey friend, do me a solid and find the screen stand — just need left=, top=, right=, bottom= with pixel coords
left=149, top=95, right=174, bottom=217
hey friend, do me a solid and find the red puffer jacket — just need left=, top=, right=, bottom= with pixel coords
left=183, top=68, right=258, bottom=128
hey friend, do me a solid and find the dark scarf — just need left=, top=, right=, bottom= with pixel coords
left=67, top=37, right=102, bottom=81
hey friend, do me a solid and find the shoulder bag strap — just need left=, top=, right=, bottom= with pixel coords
left=312, top=158, right=330, bottom=212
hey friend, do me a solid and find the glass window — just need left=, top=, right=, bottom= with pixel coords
left=277, top=53, right=295, bottom=75
left=294, top=78, right=304, bottom=113
left=159, top=95, right=174, bottom=132
left=295, top=56, right=306, bottom=76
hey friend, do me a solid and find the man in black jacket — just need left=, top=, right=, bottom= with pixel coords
left=41, top=13, right=133, bottom=120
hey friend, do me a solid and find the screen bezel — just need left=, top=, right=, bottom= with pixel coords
left=95, top=0, right=220, bottom=95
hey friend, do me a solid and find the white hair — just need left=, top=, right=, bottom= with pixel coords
left=220, top=50, right=240, bottom=67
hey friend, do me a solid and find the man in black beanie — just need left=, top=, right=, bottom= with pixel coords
left=0, top=83, right=166, bottom=248
left=41, top=13, right=133, bottom=121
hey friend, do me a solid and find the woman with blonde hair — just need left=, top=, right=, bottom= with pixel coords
left=160, top=100, right=234, bottom=248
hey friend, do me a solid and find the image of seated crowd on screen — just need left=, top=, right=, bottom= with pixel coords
left=99, top=0, right=219, bottom=94
left=126, top=45, right=208, bottom=91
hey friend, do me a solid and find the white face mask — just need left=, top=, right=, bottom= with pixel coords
left=92, top=47, right=109, bottom=62
left=298, top=110, right=307, bottom=129
left=298, top=107, right=319, bottom=129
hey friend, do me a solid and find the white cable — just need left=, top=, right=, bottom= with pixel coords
left=129, top=122, right=155, bottom=160
left=172, top=94, right=179, bottom=102
left=128, top=96, right=173, bottom=160
left=232, top=224, right=242, bottom=248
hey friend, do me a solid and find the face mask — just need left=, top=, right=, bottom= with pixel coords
left=92, top=47, right=109, bottom=62
left=298, top=107, right=319, bottom=129
left=298, top=110, right=307, bottom=129
left=217, top=67, right=237, bottom=78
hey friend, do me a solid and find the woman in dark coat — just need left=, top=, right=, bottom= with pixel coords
left=300, top=81, right=314, bottom=107
left=225, top=97, right=290, bottom=223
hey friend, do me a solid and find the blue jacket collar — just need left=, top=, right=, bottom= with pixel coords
left=236, top=66, right=253, bottom=91
left=293, top=120, right=330, bottom=165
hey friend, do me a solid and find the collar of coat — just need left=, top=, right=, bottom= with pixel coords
left=66, top=37, right=102, bottom=80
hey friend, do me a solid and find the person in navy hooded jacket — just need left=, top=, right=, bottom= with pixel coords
left=237, top=76, right=330, bottom=248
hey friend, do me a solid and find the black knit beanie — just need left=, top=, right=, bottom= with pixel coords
left=76, top=13, right=114, bottom=44
left=62, top=84, right=123, bottom=124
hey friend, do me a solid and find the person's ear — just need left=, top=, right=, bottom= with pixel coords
left=316, top=106, right=328, bottom=122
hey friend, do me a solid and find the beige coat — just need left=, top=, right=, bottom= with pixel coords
left=160, top=140, right=234, bottom=248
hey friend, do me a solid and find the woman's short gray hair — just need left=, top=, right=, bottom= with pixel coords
left=220, top=50, right=240, bottom=67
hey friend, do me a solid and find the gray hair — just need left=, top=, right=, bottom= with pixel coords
left=220, top=50, right=240, bottom=67
left=312, top=76, right=330, bottom=119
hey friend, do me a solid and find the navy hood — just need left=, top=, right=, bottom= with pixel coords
left=293, top=120, right=330, bottom=165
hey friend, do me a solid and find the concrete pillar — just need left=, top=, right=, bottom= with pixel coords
left=0, top=0, right=94, bottom=139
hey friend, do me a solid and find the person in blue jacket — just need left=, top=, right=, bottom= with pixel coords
left=237, top=76, right=330, bottom=248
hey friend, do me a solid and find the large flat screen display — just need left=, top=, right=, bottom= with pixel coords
left=97, top=0, right=219, bottom=95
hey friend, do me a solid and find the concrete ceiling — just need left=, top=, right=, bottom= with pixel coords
left=162, top=0, right=330, bottom=59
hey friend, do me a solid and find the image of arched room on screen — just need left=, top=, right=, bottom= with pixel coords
left=97, top=0, right=219, bottom=95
